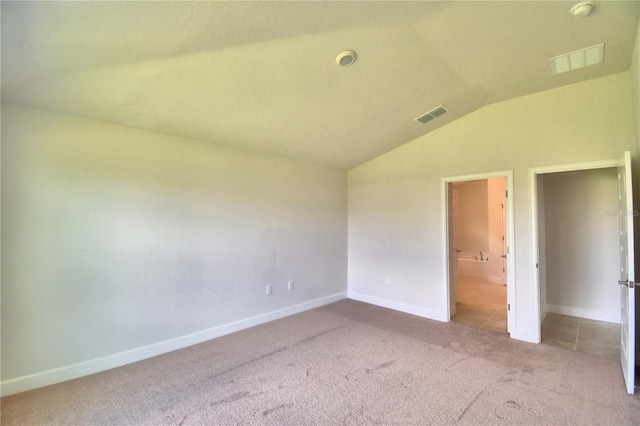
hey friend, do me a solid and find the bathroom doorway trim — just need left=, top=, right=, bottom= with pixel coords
left=441, top=170, right=515, bottom=335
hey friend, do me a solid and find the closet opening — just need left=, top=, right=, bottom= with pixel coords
left=536, top=168, right=621, bottom=359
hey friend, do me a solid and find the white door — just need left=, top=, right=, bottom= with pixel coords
left=618, top=151, right=636, bottom=395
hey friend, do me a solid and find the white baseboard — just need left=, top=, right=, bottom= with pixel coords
left=540, top=306, right=549, bottom=324
left=546, top=304, right=620, bottom=324
left=1, top=292, right=347, bottom=397
left=347, top=291, right=448, bottom=322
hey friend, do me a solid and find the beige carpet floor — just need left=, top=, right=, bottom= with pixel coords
left=2, top=299, right=640, bottom=425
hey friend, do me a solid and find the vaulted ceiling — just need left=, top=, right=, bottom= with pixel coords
left=2, top=1, right=639, bottom=169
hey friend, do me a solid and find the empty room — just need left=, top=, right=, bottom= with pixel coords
left=2, top=1, right=640, bottom=424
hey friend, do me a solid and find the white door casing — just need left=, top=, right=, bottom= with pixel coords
left=442, top=170, right=514, bottom=333
left=617, top=151, right=636, bottom=395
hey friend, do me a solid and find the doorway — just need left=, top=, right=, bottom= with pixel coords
left=443, top=171, right=515, bottom=335
left=530, top=153, right=636, bottom=395
left=535, top=168, right=621, bottom=359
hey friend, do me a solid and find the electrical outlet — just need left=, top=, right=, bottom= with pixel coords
left=385, top=276, right=390, bottom=285
left=288, top=281, right=294, bottom=291
left=266, top=285, right=272, bottom=295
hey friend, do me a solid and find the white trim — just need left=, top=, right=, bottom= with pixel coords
left=546, top=304, right=620, bottom=324
left=0, top=292, right=347, bottom=397
left=348, top=291, right=448, bottom=322
left=529, top=158, right=620, bottom=175
left=529, top=156, right=624, bottom=345
left=441, top=176, right=451, bottom=321
left=541, top=305, right=549, bottom=324
left=529, top=169, right=543, bottom=343
left=441, top=170, right=515, bottom=336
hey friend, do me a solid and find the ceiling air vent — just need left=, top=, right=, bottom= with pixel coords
left=550, top=43, right=604, bottom=75
left=414, top=105, right=449, bottom=124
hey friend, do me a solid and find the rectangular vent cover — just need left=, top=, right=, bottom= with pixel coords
left=414, top=105, right=449, bottom=124
left=550, top=43, right=604, bottom=75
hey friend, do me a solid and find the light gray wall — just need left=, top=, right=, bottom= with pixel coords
left=542, top=169, right=620, bottom=323
left=1, top=104, right=347, bottom=391
left=348, top=72, right=636, bottom=341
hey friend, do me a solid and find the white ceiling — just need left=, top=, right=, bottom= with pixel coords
left=2, top=1, right=639, bottom=170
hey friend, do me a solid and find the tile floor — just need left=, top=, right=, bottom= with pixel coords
left=451, top=277, right=620, bottom=361
left=541, top=312, right=620, bottom=360
left=451, top=277, right=507, bottom=333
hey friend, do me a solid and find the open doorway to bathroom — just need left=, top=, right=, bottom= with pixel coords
left=448, top=176, right=508, bottom=333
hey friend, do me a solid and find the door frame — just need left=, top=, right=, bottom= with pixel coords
left=529, top=157, right=621, bottom=343
left=442, top=170, right=515, bottom=333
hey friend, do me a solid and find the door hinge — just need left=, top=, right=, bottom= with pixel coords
left=536, top=263, right=539, bottom=268
left=507, top=303, right=510, bottom=311
left=505, top=190, right=508, bottom=197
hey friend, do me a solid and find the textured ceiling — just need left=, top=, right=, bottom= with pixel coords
left=2, top=1, right=639, bottom=169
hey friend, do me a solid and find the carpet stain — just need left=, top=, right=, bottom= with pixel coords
left=262, top=403, right=293, bottom=416
left=446, top=355, right=469, bottom=371
left=202, top=347, right=288, bottom=384
left=210, top=390, right=254, bottom=406
left=294, top=326, right=346, bottom=346
left=457, top=387, right=487, bottom=422
left=365, top=360, right=395, bottom=374
left=343, top=370, right=358, bottom=381
left=522, top=365, right=535, bottom=374
left=177, top=390, right=263, bottom=424
left=495, top=399, right=523, bottom=420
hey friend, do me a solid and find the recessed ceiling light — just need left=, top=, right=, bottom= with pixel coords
left=570, top=1, right=594, bottom=17
left=336, top=50, right=357, bottom=66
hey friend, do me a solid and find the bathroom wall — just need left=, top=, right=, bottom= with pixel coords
left=456, top=180, right=488, bottom=254
left=455, top=178, right=504, bottom=283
